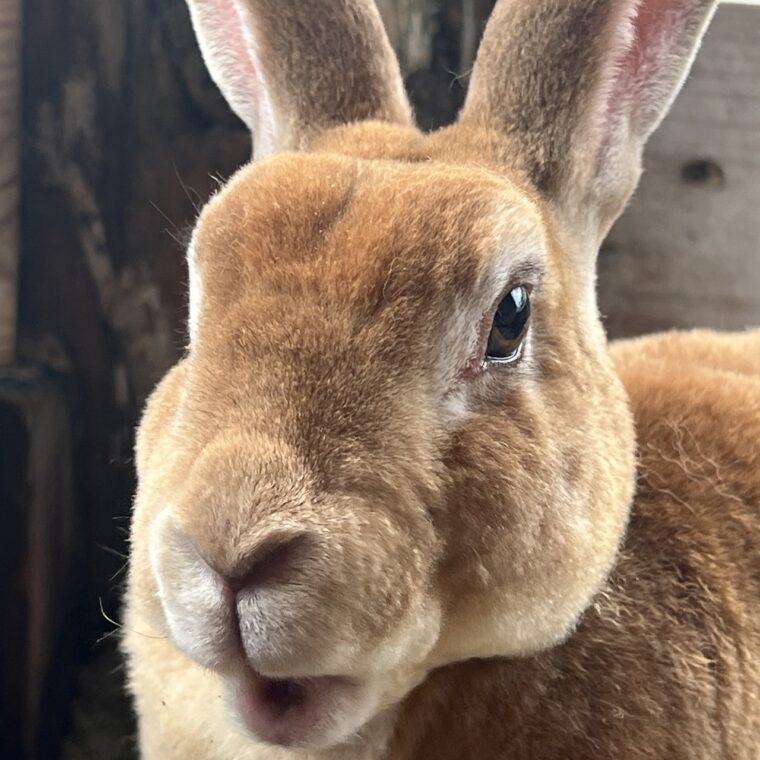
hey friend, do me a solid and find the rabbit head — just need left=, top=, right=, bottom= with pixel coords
left=127, top=0, right=717, bottom=751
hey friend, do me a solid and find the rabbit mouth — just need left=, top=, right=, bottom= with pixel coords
left=228, top=667, right=359, bottom=748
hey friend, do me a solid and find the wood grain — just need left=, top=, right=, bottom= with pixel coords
left=0, top=0, right=20, bottom=364
left=0, top=368, right=78, bottom=758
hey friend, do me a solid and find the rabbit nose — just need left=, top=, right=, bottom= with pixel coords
left=224, top=531, right=331, bottom=676
left=223, top=532, right=315, bottom=598
left=151, top=511, right=329, bottom=673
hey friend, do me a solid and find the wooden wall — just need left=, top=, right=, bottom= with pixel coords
left=0, top=0, right=21, bottom=364
left=0, top=368, right=77, bottom=757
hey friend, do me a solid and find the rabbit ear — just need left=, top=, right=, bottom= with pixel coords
left=460, top=0, right=718, bottom=244
left=185, top=0, right=413, bottom=159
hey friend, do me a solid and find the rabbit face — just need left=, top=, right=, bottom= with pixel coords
left=126, top=0, right=720, bottom=754
left=130, top=143, right=635, bottom=749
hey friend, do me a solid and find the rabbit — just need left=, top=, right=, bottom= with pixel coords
left=122, top=0, right=760, bottom=758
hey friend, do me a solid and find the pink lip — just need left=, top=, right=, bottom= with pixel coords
left=231, top=668, right=353, bottom=747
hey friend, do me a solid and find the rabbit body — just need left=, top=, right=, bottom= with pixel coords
left=391, top=330, right=760, bottom=760
left=123, top=1, right=760, bottom=758
left=126, top=325, right=760, bottom=760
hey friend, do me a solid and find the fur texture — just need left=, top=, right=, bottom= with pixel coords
left=123, top=1, right=760, bottom=758
left=185, top=0, right=411, bottom=158
left=391, top=331, right=760, bottom=759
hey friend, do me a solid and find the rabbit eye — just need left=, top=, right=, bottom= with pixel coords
left=484, top=286, right=531, bottom=365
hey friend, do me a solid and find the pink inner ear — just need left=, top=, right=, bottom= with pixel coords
left=634, top=0, right=673, bottom=51
left=620, top=0, right=689, bottom=125
left=594, top=0, right=703, bottom=175
left=189, top=0, right=276, bottom=153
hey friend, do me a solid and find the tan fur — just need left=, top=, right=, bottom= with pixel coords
left=186, top=0, right=411, bottom=157
left=391, top=335, right=760, bottom=759
left=124, top=1, right=760, bottom=758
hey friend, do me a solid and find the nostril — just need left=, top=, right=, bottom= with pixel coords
left=225, top=533, right=312, bottom=595
left=258, top=678, right=306, bottom=717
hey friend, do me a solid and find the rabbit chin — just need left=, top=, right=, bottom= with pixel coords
left=221, top=668, right=386, bottom=750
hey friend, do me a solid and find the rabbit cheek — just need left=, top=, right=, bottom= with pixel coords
left=432, top=356, right=635, bottom=663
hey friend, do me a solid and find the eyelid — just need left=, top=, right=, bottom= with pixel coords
left=507, top=261, right=544, bottom=287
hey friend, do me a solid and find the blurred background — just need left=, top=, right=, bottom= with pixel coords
left=1, top=0, right=758, bottom=757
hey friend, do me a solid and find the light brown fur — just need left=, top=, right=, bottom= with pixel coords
left=123, top=1, right=759, bottom=758
left=391, top=335, right=760, bottom=759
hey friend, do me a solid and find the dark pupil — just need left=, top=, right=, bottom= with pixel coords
left=486, top=286, right=530, bottom=361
